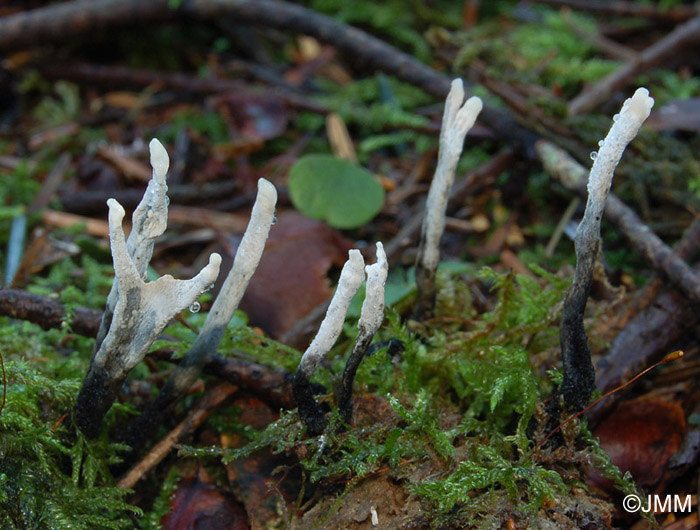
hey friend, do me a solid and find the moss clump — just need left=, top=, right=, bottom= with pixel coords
left=0, top=358, right=140, bottom=529
left=178, top=265, right=625, bottom=528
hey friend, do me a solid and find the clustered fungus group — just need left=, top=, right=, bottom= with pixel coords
left=72, top=80, right=654, bottom=443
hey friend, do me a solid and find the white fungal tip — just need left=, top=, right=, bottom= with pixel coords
left=107, top=198, right=125, bottom=225
left=257, top=177, right=278, bottom=203
left=463, top=96, right=483, bottom=114
left=347, top=249, right=365, bottom=272
left=375, top=241, right=387, bottom=264
left=197, top=252, right=221, bottom=290
left=149, top=138, right=169, bottom=183
left=445, top=79, right=465, bottom=118
left=625, top=87, right=654, bottom=122
left=359, top=242, right=388, bottom=334
left=209, top=252, right=223, bottom=268
left=200, top=253, right=222, bottom=284
left=449, top=78, right=464, bottom=94
left=455, top=96, right=483, bottom=131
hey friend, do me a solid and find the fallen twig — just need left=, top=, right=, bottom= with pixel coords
left=531, top=0, right=699, bottom=21
left=0, top=0, right=537, bottom=152
left=568, top=15, right=700, bottom=115
left=588, top=215, right=700, bottom=424
left=118, top=383, right=238, bottom=490
left=0, top=288, right=102, bottom=337
left=60, top=181, right=241, bottom=215
left=536, top=139, right=700, bottom=307
left=38, top=62, right=327, bottom=115
left=0, top=288, right=295, bottom=410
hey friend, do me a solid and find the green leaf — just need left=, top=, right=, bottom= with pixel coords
left=288, top=154, right=385, bottom=229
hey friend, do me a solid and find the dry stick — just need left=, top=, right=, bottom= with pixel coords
left=531, top=0, right=699, bottom=21
left=0, top=288, right=102, bottom=337
left=544, top=197, right=580, bottom=258
left=588, top=215, right=700, bottom=425
left=60, top=182, right=240, bottom=216
left=0, top=289, right=296, bottom=409
left=599, top=213, right=700, bottom=345
left=41, top=62, right=444, bottom=139
left=536, top=139, right=700, bottom=308
left=568, top=15, right=700, bottom=115
left=118, top=383, right=237, bottom=490
left=38, top=63, right=328, bottom=115
left=560, top=10, right=637, bottom=61
left=0, top=0, right=537, bottom=153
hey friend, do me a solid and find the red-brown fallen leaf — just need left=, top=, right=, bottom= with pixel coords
left=219, top=397, right=302, bottom=530
left=161, top=472, right=249, bottom=530
left=239, top=211, right=354, bottom=340
left=589, top=398, right=686, bottom=491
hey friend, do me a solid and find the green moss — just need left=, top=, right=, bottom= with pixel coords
left=176, top=264, right=625, bottom=526
left=0, top=360, right=140, bottom=529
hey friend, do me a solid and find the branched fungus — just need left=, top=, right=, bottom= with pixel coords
left=560, top=87, right=654, bottom=412
left=293, top=249, right=366, bottom=435
left=121, top=178, right=278, bottom=449
left=415, top=79, right=482, bottom=320
left=74, top=175, right=221, bottom=437
left=94, top=139, right=170, bottom=352
left=337, top=242, right=388, bottom=424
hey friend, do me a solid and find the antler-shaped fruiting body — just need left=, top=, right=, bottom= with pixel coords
left=74, top=141, right=221, bottom=438
left=415, top=79, right=482, bottom=320
left=337, top=242, right=388, bottom=423
left=93, top=139, right=170, bottom=352
left=293, top=249, right=366, bottom=435
left=120, top=178, right=277, bottom=450
left=560, top=88, right=654, bottom=412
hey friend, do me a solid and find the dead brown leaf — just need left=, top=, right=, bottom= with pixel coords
left=239, top=211, right=354, bottom=339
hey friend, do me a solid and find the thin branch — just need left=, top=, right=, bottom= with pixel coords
left=536, top=139, right=700, bottom=307
left=0, top=288, right=102, bottom=337
left=568, top=16, right=700, bottom=115
left=118, top=383, right=237, bottom=490
left=531, top=0, right=699, bottom=22
left=0, top=289, right=295, bottom=409
left=0, top=0, right=537, bottom=152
